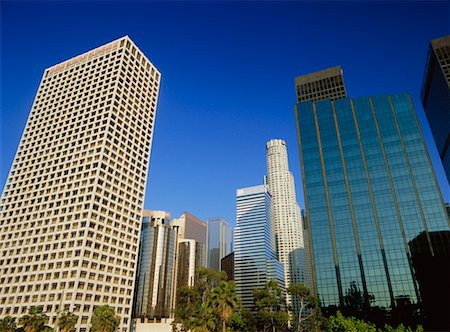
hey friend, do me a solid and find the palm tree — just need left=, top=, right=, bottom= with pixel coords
left=0, top=315, right=17, bottom=332
left=211, top=280, right=239, bottom=332
left=90, top=305, right=120, bottom=332
left=56, top=311, right=78, bottom=332
left=19, top=306, right=49, bottom=332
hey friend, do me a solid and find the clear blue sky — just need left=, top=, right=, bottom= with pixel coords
left=1, top=1, right=449, bottom=227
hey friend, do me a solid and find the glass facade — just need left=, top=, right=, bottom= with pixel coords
left=234, top=185, right=285, bottom=310
left=133, top=211, right=177, bottom=320
left=295, top=93, right=450, bottom=320
left=207, top=218, right=232, bottom=271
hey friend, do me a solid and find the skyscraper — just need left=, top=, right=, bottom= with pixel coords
left=421, top=35, right=450, bottom=184
left=0, top=36, right=161, bottom=331
left=234, top=185, right=285, bottom=310
left=132, top=211, right=177, bottom=323
left=265, top=139, right=306, bottom=310
left=207, top=218, right=232, bottom=271
left=294, top=67, right=449, bottom=324
left=170, top=212, right=207, bottom=268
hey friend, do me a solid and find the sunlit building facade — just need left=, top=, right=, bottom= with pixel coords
left=234, top=185, right=285, bottom=310
left=295, top=67, right=449, bottom=322
left=0, top=36, right=161, bottom=331
left=132, top=211, right=177, bottom=322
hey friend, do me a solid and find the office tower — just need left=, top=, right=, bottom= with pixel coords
left=132, top=211, right=177, bottom=323
left=409, top=231, right=450, bottom=331
left=421, top=35, right=450, bottom=183
left=294, top=67, right=450, bottom=324
left=176, top=239, right=200, bottom=288
left=207, top=218, right=232, bottom=271
left=234, top=185, right=285, bottom=310
left=0, top=36, right=161, bottom=332
left=221, top=252, right=234, bottom=281
left=294, top=65, right=347, bottom=103
left=170, top=212, right=207, bottom=267
left=266, top=139, right=306, bottom=311
left=301, top=210, right=315, bottom=295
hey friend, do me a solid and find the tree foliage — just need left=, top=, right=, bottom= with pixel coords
left=253, top=280, right=288, bottom=332
left=19, top=306, right=49, bottom=332
left=0, top=316, right=17, bottom=332
left=90, top=305, right=120, bottom=332
left=287, top=283, right=324, bottom=332
left=56, top=311, right=78, bottom=332
left=173, top=267, right=245, bottom=332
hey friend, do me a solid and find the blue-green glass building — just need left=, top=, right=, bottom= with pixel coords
left=294, top=68, right=449, bottom=321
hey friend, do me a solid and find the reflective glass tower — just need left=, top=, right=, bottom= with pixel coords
left=207, top=218, right=232, bottom=271
left=295, top=67, right=450, bottom=323
left=132, top=211, right=177, bottom=322
left=234, top=185, right=285, bottom=310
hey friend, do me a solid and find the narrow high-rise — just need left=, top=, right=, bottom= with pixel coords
left=0, top=36, right=161, bottom=331
left=207, top=218, right=232, bottom=271
left=294, top=67, right=449, bottom=325
left=132, top=211, right=177, bottom=323
left=265, top=139, right=306, bottom=310
left=421, top=35, right=450, bottom=184
left=234, top=185, right=285, bottom=310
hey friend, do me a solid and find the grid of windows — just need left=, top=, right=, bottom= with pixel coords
left=295, top=66, right=347, bottom=103
left=0, top=36, right=161, bottom=332
left=295, top=93, right=449, bottom=315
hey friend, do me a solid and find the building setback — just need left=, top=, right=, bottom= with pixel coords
left=171, top=212, right=207, bottom=268
left=265, top=139, right=306, bottom=312
left=132, top=211, right=177, bottom=323
left=421, top=35, right=450, bottom=184
left=234, top=185, right=285, bottom=310
left=294, top=67, right=450, bottom=324
left=207, top=218, right=232, bottom=271
left=0, top=36, right=161, bottom=331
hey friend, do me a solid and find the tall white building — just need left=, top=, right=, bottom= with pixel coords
left=266, top=139, right=306, bottom=310
left=234, top=185, right=285, bottom=310
left=207, top=218, right=232, bottom=271
left=0, top=36, right=161, bottom=332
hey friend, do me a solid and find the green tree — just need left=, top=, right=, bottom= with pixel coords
left=253, top=280, right=288, bottom=332
left=173, top=267, right=241, bottom=332
left=0, top=316, right=17, bottom=332
left=56, top=311, right=78, bottom=332
left=326, top=311, right=377, bottom=332
left=90, top=305, right=120, bottom=332
left=19, top=306, right=49, bottom=332
left=287, top=284, right=323, bottom=332
left=211, top=280, right=240, bottom=332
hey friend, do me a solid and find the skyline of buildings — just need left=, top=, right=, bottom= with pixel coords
left=0, top=30, right=449, bottom=332
left=265, top=139, right=306, bottom=313
left=421, top=35, right=450, bottom=185
left=295, top=66, right=449, bottom=325
left=0, top=36, right=161, bottom=331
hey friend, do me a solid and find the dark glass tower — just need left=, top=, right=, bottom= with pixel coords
left=421, top=35, right=450, bottom=184
left=294, top=67, right=450, bottom=325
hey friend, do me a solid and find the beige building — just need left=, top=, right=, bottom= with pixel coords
left=0, top=36, right=160, bottom=332
left=266, top=139, right=306, bottom=312
left=170, top=212, right=207, bottom=267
